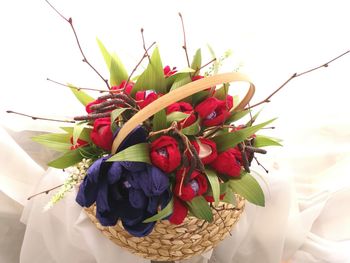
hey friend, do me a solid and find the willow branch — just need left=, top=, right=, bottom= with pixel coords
left=179, top=13, right=191, bottom=68
left=45, top=0, right=110, bottom=90
left=247, top=49, right=350, bottom=109
left=6, top=111, right=75, bottom=123
left=27, top=184, right=64, bottom=200
left=47, top=78, right=109, bottom=93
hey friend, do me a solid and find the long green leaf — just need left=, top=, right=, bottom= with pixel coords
left=254, top=135, right=283, bottom=147
left=48, top=149, right=84, bottom=168
left=152, top=109, right=167, bottom=132
left=228, top=172, right=265, bottom=206
left=32, top=133, right=71, bottom=152
left=181, top=117, right=201, bottom=135
left=110, top=108, right=128, bottom=132
left=143, top=197, right=174, bottom=223
left=60, top=127, right=92, bottom=143
left=170, top=74, right=192, bottom=91
left=73, top=122, right=87, bottom=145
left=214, top=83, right=229, bottom=100
left=191, top=48, right=202, bottom=75
left=68, top=84, right=94, bottom=106
left=107, top=143, right=150, bottom=163
left=222, top=187, right=236, bottom=206
left=225, top=110, right=250, bottom=123
left=186, top=196, right=213, bottom=222
left=131, top=47, right=166, bottom=95
left=110, top=53, right=129, bottom=86
left=212, top=118, right=277, bottom=152
left=166, top=112, right=189, bottom=125
left=205, top=169, right=220, bottom=206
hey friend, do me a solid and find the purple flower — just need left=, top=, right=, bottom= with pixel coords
left=76, top=126, right=171, bottom=237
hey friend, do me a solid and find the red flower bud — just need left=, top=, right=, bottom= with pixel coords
left=195, top=95, right=233, bottom=127
left=70, top=137, right=88, bottom=150
left=111, top=80, right=133, bottom=94
left=150, top=136, right=181, bottom=173
left=169, top=197, right=188, bottom=225
left=191, top=138, right=217, bottom=164
left=163, top=65, right=177, bottom=77
left=135, top=90, right=159, bottom=109
left=210, top=148, right=241, bottom=177
left=174, top=169, right=208, bottom=201
left=166, top=102, right=196, bottom=128
left=90, top=117, right=113, bottom=151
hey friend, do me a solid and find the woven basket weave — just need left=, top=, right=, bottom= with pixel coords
left=84, top=73, right=254, bottom=261
left=85, top=195, right=245, bottom=261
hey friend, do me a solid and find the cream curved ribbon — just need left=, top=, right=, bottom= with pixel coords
left=111, top=72, right=255, bottom=154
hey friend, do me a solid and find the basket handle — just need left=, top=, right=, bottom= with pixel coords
left=111, top=72, right=255, bottom=154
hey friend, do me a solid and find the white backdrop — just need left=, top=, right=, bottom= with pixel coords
left=1, top=0, right=350, bottom=262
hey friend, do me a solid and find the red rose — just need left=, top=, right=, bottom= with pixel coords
left=90, top=117, right=113, bottom=151
left=85, top=99, right=105, bottom=113
left=70, top=137, right=88, bottom=150
left=174, top=169, right=208, bottom=201
left=195, top=95, right=233, bottom=126
left=163, top=65, right=177, bottom=77
left=150, top=136, right=181, bottom=173
left=191, top=138, right=217, bottom=164
left=135, top=90, right=159, bottom=109
left=169, top=197, right=188, bottom=225
left=166, top=102, right=196, bottom=128
left=210, top=148, right=241, bottom=177
left=111, top=80, right=133, bottom=94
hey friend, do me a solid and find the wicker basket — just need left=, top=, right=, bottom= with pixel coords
left=85, top=196, right=245, bottom=261
left=84, top=73, right=254, bottom=261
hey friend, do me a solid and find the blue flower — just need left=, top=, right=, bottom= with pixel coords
left=76, top=126, right=171, bottom=237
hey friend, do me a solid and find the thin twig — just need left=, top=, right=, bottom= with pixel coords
left=141, top=28, right=150, bottom=63
left=178, top=13, right=190, bottom=68
left=123, top=41, right=156, bottom=92
left=27, top=184, right=64, bottom=200
left=193, top=58, right=217, bottom=76
left=45, top=0, right=110, bottom=90
left=247, top=49, right=350, bottom=109
left=47, top=78, right=109, bottom=93
left=254, top=156, right=269, bottom=173
left=6, top=111, right=75, bottom=123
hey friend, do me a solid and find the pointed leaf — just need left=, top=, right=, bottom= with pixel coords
left=152, top=109, right=167, bottom=132
left=32, top=133, right=71, bottom=152
left=228, top=172, right=265, bottom=206
left=110, top=53, right=129, bottom=86
left=166, top=112, right=189, bottom=125
left=143, top=197, right=174, bottom=223
left=181, top=117, right=201, bottom=135
left=60, top=127, right=92, bottom=143
left=131, top=47, right=166, bottom=95
left=186, top=196, right=213, bottom=222
left=226, top=110, right=250, bottom=123
left=212, top=118, right=277, bottom=152
left=68, top=84, right=94, bottom=106
left=246, top=110, right=262, bottom=127
left=110, top=108, right=128, bottom=132
left=222, top=187, right=236, bottom=206
left=73, top=122, right=88, bottom=145
left=107, top=143, right=150, bottom=163
left=205, top=169, right=220, bottom=206
left=191, top=48, right=202, bottom=75
left=254, top=135, right=283, bottom=147
left=192, top=90, right=210, bottom=105
left=48, top=149, right=84, bottom=168
left=214, top=83, right=229, bottom=100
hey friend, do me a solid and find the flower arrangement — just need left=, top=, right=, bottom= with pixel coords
left=8, top=1, right=348, bottom=261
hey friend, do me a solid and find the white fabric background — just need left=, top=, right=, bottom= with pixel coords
left=1, top=0, right=350, bottom=262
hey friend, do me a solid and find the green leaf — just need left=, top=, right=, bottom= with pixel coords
left=32, top=133, right=71, bottom=152
left=246, top=110, right=262, bottom=127
left=166, top=112, right=189, bottom=125
left=214, top=83, right=229, bottom=100
left=68, top=84, right=94, bottom=106
left=73, top=122, right=88, bottom=145
left=97, top=38, right=128, bottom=86
left=181, top=117, right=201, bottom=135
left=110, top=53, right=129, bottom=86
left=228, top=172, right=265, bottom=206
left=131, top=47, right=166, bottom=95
left=226, top=110, right=250, bottom=123
left=60, top=127, right=92, bottom=143
left=110, top=108, right=128, bottom=132
left=152, top=109, right=167, bottom=132
left=222, top=187, right=236, bottom=206
left=191, top=48, right=202, bottom=75
left=143, top=197, right=174, bottom=223
left=107, top=143, right=150, bottom=163
left=170, top=74, right=192, bottom=91
left=205, top=169, right=220, bottom=206
left=48, top=149, right=84, bottom=168
left=186, top=196, right=213, bottom=222
left=206, top=44, right=219, bottom=74
left=192, top=90, right=210, bottom=105
left=212, top=118, right=277, bottom=152
left=254, top=135, right=283, bottom=147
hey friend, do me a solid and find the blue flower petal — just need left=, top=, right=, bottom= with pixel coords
left=122, top=219, right=156, bottom=237
left=115, top=126, right=148, bottom=152
left=147, top=196, right=159, bottom=214
left=106, top=161, right=122, bottom=184
left=138, top=166, right=169, bottom=196
left=120, top=161, right=146, bottom=172
left=129, top=188, right=147, bottom=209
left=76, top=175, right=98, bottom=207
